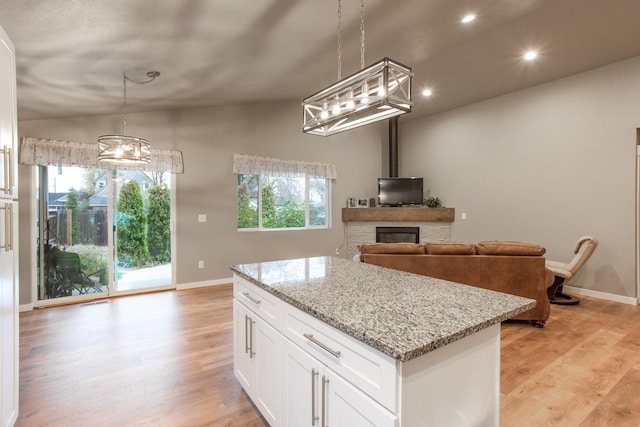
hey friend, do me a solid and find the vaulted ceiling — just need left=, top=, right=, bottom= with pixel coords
left=2, top=0, right=640, bottom=122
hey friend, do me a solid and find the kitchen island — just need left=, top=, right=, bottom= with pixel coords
left=230, top=256, right=535, bottom=427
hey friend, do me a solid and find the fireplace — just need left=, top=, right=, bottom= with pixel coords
left=376, top=226, right=420, bottom=243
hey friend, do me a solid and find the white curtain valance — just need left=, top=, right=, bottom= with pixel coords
left=19, top=137, right=184, bottom=174
left=232, top=153, right=337, bottom=180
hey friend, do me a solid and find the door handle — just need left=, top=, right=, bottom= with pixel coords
left=321, top=375, right=329, bottom=427
left=0, top=203, right=11, bottom=252
left=303, top=333, right=341, bottom=358
left=311, top=368, right=319, bottom=426
left=0, top=147, right=10, bottom=194
left=242, top=292, right=261, bottom=305
left=244, top=314, right=250, bottom=355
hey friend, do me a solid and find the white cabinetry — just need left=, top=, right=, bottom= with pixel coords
left=233, top=275, right=397, bottom=427
left=233, top=280, right=282, bottom=426
left=0, top=22, right=18, bottom=427
left=283, top=339, right=397, bottom=427
left=0, top=26, right=17, bottom=200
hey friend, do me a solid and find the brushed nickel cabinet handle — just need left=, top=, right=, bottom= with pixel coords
left=0, top=147, right=8, bottom=194
left=7, top=147, right=12, bottom=195
left=321, top=375, right=329, bottom=427
left=242, top=292, right=261, bottom=305
left=6, top=203, right=12, bottom=251
left=311, top=368, right=319, bottom=426
left=248, top=317, right=255, bottom=358
left=303, top=333, right=341, bottom=358
left=0, top=204, right=8, bottom=251
left=244, top=314, right=250, bottom=355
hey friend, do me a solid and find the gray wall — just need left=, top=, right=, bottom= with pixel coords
left=17, top=101, right=385, bottom=304
left=18, top=56, right=640, bottom=303
left=401, top=56, right=640, bottom=299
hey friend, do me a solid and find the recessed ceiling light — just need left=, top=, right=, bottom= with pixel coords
left=422, top=88, right=433, bottom=97
left=461, top=14, right=476, bottom=24
left=523, top=50, right=538, bottom=61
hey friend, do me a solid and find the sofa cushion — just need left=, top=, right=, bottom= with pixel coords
left=358, top=243, right=425, bottom=255
left=425, top=242, right=476, bottom=255
left=476, top=240, right=545, bottom=256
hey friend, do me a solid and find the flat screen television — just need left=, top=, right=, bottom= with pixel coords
left=378, top=177, right=424, bottom=206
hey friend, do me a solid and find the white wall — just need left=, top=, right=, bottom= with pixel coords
left=17, top=101, right=385, bottom=303
left=401, top=56, right=640, bottom=299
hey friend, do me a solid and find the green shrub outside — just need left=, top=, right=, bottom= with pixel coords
left=147, top=185, right=171, bottom=263
left=117, top=180, right=149, bottom=267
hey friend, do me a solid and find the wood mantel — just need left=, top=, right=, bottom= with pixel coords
left=342, top=207, right=455, bottom=222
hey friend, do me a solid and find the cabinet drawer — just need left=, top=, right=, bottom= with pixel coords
left=234, top=275, right=281, bottom=330
left=283, top=303, right=397, bottom=412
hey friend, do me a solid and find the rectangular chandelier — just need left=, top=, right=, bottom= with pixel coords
left=303, top=57, right=413, bottom=137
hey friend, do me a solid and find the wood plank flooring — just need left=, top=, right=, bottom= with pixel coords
left=14, top=285, right=640, bottom=426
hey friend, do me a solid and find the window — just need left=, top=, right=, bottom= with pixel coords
left=234, top=154, right=336, bottom=231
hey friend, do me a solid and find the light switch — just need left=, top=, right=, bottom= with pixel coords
left=198, top=214, right=207, bottom=223
left=461, top=213, right=467, bottom=220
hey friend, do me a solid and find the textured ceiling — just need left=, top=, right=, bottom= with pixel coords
left=1, top=0, right=640, bottom=122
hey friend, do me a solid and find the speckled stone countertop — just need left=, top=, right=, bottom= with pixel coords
left=230, top=256, right=535, bottom=362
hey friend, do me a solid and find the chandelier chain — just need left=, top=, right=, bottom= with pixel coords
left=337, top=0, right=342, bottom=80
left=121, top=71, right=160, bottom=135
left=360, top=0, right=365, bottom=69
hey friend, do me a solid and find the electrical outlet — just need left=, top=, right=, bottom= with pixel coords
left=335, top=248, right=340, bottom=255
left=198, top=260, right=204, bottom=269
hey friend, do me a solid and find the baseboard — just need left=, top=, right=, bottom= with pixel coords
left=177, top=277, right=233, bottom=290
left=563, top=285, right=638, bottom=305
left=19, top=303, right=34, bottom=312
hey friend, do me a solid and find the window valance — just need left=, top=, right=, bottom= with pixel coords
left=232, top=153, right=337, bottom=180
left=19, top=137, right=184, bottom=174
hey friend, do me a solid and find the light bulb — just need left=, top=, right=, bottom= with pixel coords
left=377, top=86, right=386, bottom=97
left=360, top=83, right=370, bottom=105
left=461, top=14, right=476, bottom=24
left=332, top=97, right=341, bottom=115
left=422, top=88, right=433, bottom=97
left=320, top=103, right=329, bottom=120
left=115, top=147, right=124, bottom=157
left=346, top=90, right=355, bottom=109
left=524, top=50, right=538, bottom=61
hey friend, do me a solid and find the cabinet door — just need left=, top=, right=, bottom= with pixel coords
left=282, top=339, right=321, bottom=427
left=253, top=314, right=281, bottom=426
left=234, top=298, right=282, bottom=426
left=0, top=201, right=17, bottom=427
left=325, top=367, right=398, bottom=427
left=233, top=299, right=256, bottom=393
left=0, top=26, right=16, bottom=200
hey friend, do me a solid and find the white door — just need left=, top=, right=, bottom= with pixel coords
left=0, top=26, right=16, bottom=200
left=282, top=339, right=321, bottom=427
left=253, top=315, right=282, bottom=426
left=0, top=201, right=17, bottom=427
left=326, top=367, right=397, bottom=427
left=233, top=299, right=256, bottom=393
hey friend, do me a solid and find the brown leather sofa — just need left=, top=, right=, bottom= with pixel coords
left=358, top=241, right=554, bottom=327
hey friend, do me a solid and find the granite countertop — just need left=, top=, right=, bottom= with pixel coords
left=230, top=256, right=535, bottom=362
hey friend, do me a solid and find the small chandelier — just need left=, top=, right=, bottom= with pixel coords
left=303, top=0, right=412, bottom=137
left=98, top=71, right=160, bottom=164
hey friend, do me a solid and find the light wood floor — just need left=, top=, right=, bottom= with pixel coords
left=14, top=285, right=640, bottom=426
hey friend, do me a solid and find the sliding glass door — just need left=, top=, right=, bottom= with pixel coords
left=113, top=170, right=172, bottom=291
left=36, top=166, right=174, bottom=302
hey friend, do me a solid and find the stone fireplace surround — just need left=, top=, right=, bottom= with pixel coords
left=342, top=207, right=455, bottom=259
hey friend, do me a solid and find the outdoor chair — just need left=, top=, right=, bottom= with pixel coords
left=48, top=249, right=106, bottom=297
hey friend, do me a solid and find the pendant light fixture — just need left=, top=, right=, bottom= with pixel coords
left=303, top=0, right=413, bottom=137
left=98, top=71, right=160, bottom=164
